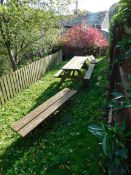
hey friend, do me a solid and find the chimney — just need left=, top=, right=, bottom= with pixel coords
left=74, top=0, right=78, bottom=15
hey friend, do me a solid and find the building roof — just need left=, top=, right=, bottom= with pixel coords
left=64, top=11, right=107, bottom=27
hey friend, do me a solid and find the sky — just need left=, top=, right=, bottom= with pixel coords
left=71, top=0, right=120, bottom=12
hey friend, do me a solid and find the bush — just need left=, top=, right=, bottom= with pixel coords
left=59, top=24, right=108, bottom=56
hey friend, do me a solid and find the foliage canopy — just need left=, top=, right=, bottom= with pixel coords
left=0, top=0, right=70, bottom=72
left=60, top=24, right=108, bottom=54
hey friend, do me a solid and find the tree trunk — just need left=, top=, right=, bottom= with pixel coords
left=7, top=49, right=17, bottom=71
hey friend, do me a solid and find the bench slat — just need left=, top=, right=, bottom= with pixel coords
left=62, top=56, right=88, bottom=70
left=84, top=64, right=95, bottom=80
left=88, top=55, right=97, bottom=64
left=11, top=88, right=71, bottom=132
left=108, top=107, right=113, bottom=124
left=54, top=70, right=64, bottom=77
left=17, top=89, right=77, bottom=137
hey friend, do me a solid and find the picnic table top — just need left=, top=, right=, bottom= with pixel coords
left=62, top=56, right=88, bottom=71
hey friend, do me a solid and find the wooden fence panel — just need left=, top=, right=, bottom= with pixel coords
left=0, top=51, right=62, bottom=106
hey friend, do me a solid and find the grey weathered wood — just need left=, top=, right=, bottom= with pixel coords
left=54, top=70, right=64, bottom=77
left=119, top=66, right=131, bottom=98
left=17, top=89, right=77, bottom=137
left=11, top=88, right=77, bottom=137
left=108, top=107, right=113, bottom=124
left=83, top=64, right=95, bottom=88
left=11, top=88, right=71, bottom=132
left=88, top=55, right=97, bottom=64
left=84, top=64, right=95, bottom=80
left=62, top=56, right=88, bottom=70
left=0, top=51, right=62, bottom=106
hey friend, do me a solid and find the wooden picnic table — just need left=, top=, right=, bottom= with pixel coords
left=61, top=56, right=89, bottom=80
left=62, top=56, right=88, bottom=71
left=54, top=55, right=97, bottom=86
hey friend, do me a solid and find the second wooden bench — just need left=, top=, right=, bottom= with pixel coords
left=11, top=88, right=77, bottom=137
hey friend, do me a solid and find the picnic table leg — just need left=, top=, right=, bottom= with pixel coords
left=82, top=62, right=89, bottom=70
left=59, top=70, right=71, bottom=85
left=77, top=70, right=82, bottom=77
left=60, top=77, right=66, bottom=85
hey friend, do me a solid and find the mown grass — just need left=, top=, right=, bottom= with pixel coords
left=0, top=57, right=108, bottom=175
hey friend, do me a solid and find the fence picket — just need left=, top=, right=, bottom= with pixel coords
left=0, top=51, right=62, bottom=106
left=6, top=74, right=13, bottom=98
left=0, top=82, right=5, bottom=105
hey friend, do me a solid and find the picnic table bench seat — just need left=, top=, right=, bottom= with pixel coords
left=11, top=88, right=77, bottom=137
left=88, top=55, right=97, bottom=64
left=54, top=70, right=64, bottom=78
left=83, top=64, right=95, bottom=88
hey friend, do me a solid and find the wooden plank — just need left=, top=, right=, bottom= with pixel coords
left=0, top=78, right=8, bottom=103
left=38, top=59, right=43, bottom=79
left=30, top=62, right=35, bottom=84
left=28, top=63, right=32, bottom=86
left=14, top=70, right=21, bottom=93
left=11, top=72, right=17, bottom=94
left=6, top=74, right=13, bottom=98
left=19, top=67, right=25, bottom=90
left=31, top=60, right=39, bottom=83
left=18, top=89, right=77, bottom=137
left=88, top=55, right=97, bottom=64
left=35, top=61, right=40, bottom=81
left=26, top=64, right=31, bottom=88
left=54, top=70, right=64, bottom=77
left=17, top=69, right=23, bottom=91
left=11, top=88, right=71, bottom=132
left=24, top=65, right=29, bottom=89
left=3, top=76, right=11, bottom=100
left=9, top=72, right=16, bottom=97
left=119, top=66, right=130, bottom=98
left=62, top=56, right=88, bottom=70
left=84, top=64, right=95, bottom=80
left=28, top=62, right=34, bottom=85
left=34, top=61, right=39, bottom=81
left=108, top=107, right=113, bottom=124
left=0, top=82, right=5, bottom=106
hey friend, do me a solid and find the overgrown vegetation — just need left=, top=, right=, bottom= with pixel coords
left=0, top=57, right=108, bottom=175
left=97, top=0, right=131, bottom=174
left=109, top=0, right=131, bottom=62
left=88, top=121, right=131, bottom=175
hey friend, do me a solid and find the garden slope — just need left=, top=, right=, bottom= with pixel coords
left=0, top=57, right=108, bottom=175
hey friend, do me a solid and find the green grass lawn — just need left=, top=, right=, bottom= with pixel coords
left=0, top=57, right=108, bottom=175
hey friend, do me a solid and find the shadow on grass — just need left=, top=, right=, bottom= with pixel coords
left=1, top=58, right=107, bottom=175
left=1, top=78, right=82, bottom=174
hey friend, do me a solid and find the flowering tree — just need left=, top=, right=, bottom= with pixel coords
left=60, top=24, right=108, bottom=54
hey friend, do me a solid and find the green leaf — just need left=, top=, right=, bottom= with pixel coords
left=88, top=125, right=104, bottom=137
left=128, top=74, right=131, bottom=81
left=115, top=148, right=128, bottom=159
left=88, top=125, right=103, bottom=131
left=111, top=92, right=124, bottom=99
left=102, top=134, right=107, bottom=155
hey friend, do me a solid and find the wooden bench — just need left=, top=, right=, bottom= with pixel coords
left=11, top=88, right=77, bottom=137
left=83, top=64, right=95, bottom=88
left=54, top=70, right=64, bottom=78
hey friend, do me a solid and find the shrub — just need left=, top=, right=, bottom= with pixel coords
left=60, top=24, right=108, bottom=55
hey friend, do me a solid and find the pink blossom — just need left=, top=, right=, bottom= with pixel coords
left=60, top=24, right=108, bottom=49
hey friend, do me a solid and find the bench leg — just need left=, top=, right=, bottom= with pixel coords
left=82, top=79, right=89, bottom=89
left=59, top=77, right=66, bottom=85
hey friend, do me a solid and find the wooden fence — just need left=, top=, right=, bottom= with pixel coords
left=0, top=51, right=62, bottom=106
